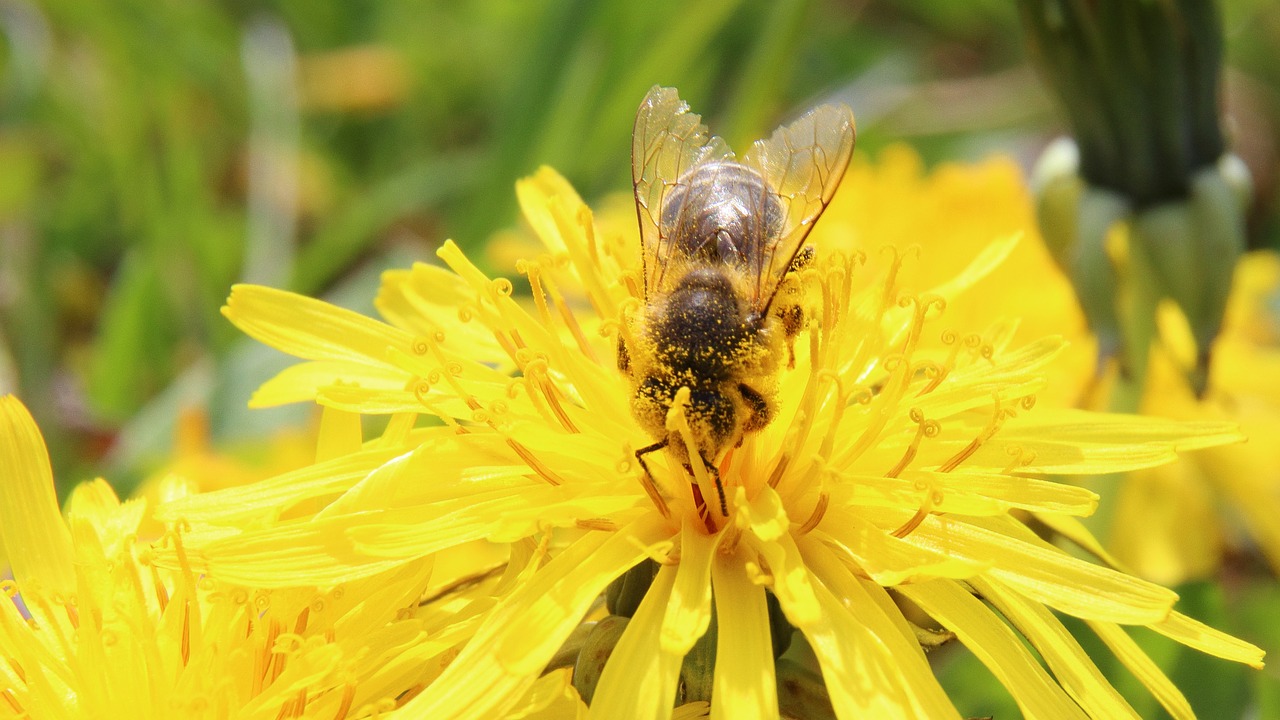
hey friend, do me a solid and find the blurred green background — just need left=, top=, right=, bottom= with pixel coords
left=2, top=0, right=1278, bottom=487
left=1, top=0, right=1279, bottom=716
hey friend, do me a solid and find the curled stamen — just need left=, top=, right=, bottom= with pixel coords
left=1002, top=444, right=1038, bottom=474
left=886, top=410, right=940, bottom=478
left=891, top=475, right=940, bottom=539
left=523, top=358, right=579, bottom=434
left=913, top=361, right=949, bottom=397
left=598, top=318, right=624, bottom=338
left=505, top=377, right=527, bottom=399
left=489, top=277, right=514, bottom=297
left=937, top=395, right=1006, bottom=473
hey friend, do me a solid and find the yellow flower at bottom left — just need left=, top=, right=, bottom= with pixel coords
left=0, top=394, right=576, bottom=720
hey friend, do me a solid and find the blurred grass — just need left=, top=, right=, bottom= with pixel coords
left=1, top=0, right=1279, bottom=716
left=0, top=0, right=1276, bottom=493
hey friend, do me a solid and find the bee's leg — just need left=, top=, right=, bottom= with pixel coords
left=774, top=247, right=814, bottom=370
left=616, top=334, right=632, bottom=375
left=778, top=305, right=804, bottom=369
left=634, top=438, right=668, bottom=504
left=789, top=245, right=815, bottom=273
left=703, top=454, right=727, bottom=517
left=738, top=382, right=773, bottom=433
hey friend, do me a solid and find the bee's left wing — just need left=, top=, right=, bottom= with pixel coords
left=741, top=102, right=855, bottom=314
left=632, top=86, right=733, bottom=298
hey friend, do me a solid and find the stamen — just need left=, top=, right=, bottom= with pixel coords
left=181, top=601, right=191, bottom=666
left=293, top=606, right=310, bottom=635
left=330, top=683, right=357, bottom=720
left=575, top=518, right=619, bottom=531
left=523, top=358, right=579, bottom=434
left=815, top=370, right=853, bottom=463
left=690, top=484, right=717, bottom=534
left=409, top=377, right=460, bottom=430
left=377, top=412, right=419, bottom=446
left=891, top=478, right=942, bottom=539
left=912, top=360, right=947, bottom=397
left=1002, top=444, right=1037, bottom=474
left=518, top=259, right=556, bottom=328
left=505, top=438, right=566, bottom=486
left=796, top=492, right=830, bottom=535
left=5, top=656, right=25, bottom=683
left=62, top=598, right=79, bottom=630
left=719, top=520, right=744, bottom=556
left=544, top=272, right=601, bottom=365
left=253, top=618, right=283, bottom=695
left=937, top=395, right=1007, bottom=473
left=2, top=689, right=23, bottom=715
left=550, top=200, right=614, bottom=321
left=886, top=409, right=941, bottom=478
left=628, top=535, right=676, bottom=565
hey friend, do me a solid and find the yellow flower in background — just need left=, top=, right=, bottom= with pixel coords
left=1107, top=252, right=1280, bottom=585
left=0, top=395, right=559, bottom=719
left=175, top=163, right=1263, bottom=718
left=822, top=146, right=1280, bottom=586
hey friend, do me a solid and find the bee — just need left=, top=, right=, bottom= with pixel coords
left=619, top=85, right=855, bottom=520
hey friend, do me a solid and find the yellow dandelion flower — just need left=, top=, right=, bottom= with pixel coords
left=0, top=394, right=556, bottom=719
left=185, top=160, right=1263, bottom=718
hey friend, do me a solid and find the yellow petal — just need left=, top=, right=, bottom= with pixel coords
left=660, top=521, right=715, bottom=655
left=798, top=535, right=961, bottom=719
left=970, top=576, right=1138, bottom=718
left=250, top=359, right=407, bottom=407
left=819, top=509, right=987, bottom=585
left=399, top=518, right=669, bottom=718
left=1085, top=621, right=1194, bottom=720
left=376, top=262, right=512, bottom=367
left=587, top=564, right=683, bottom=720
left=1150, top=610, right=1265, bottom=669
left=906, top=515, right=1177, bottom=624
left=154, top=446, right=405, bottom=524
left=316, top=406, right=363, bottom=461
left=223, top=284, right=415, bottom=364
left=897, top=579, right=1089, bottom=720
left=709, top=545, right=777, bottom=720
left=796, top=560, right=942, bottom=717
left=0, top=395, right=75, bottom=596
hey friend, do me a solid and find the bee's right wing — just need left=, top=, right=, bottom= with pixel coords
left=632, top=86, right=732, bottom=299
left=741, top=102, right=855, bottom=315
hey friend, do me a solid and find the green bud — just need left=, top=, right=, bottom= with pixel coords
left=1071, top=185, right=1132, bottom=368
left=572, top=615, right=630, bottom=705
left=1131, top=155, right=1248, bottom=394
left=1031, top=137, right=1084, bottom=270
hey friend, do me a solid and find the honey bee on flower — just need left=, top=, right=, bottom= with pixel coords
left=619, top=86, right=855, bottom=524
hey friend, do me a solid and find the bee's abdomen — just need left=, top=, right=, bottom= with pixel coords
left=650, top=268, right=750, bottom=381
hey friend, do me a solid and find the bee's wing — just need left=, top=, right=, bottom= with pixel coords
left=632, top=86, right=733, bottom=299
left=741, top=102, right=855, bottom=313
